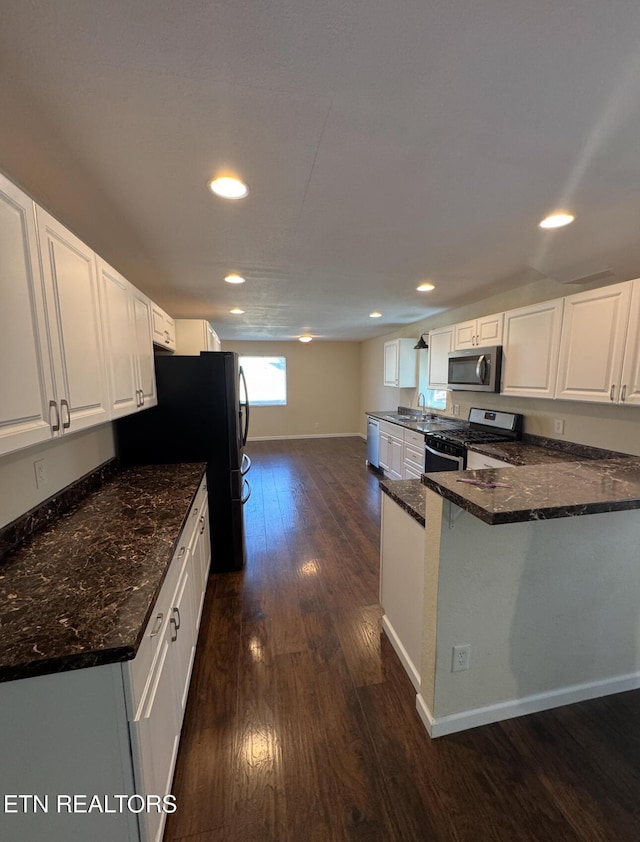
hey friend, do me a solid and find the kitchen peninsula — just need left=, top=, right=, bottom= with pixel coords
left=379, top=442, right=640, bottom=738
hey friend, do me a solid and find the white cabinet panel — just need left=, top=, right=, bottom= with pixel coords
left=501, top=299, right=564, bottom=398
left=0, top=174, right=56, bottom=455
left=427, top=326, right=453, bottom=390
left=151, top=303, right=176, bottom=351
left=555, top=282, right=631, bottom=403
left=36, top=207, right=109, bottom=433
left=619, top=279, right=640, bottom=406
left=454, top=313, right=503, bottom=350
left=132, top=289, right=157, bottom=409
left=466, top=451, right=514, bottom=470
left=384, top=339, right=417, bottom=387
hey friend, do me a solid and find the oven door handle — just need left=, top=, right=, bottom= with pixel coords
left=475, top=354, right=487, bottom=383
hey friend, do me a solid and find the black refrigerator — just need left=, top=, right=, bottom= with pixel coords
left=114, top=351, right=250, bottom=572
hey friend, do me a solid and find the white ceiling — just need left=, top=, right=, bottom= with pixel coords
left=2, top=0, right=640, bottom=341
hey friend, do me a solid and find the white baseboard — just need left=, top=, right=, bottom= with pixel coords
left=381, top=615, right=421, bottom=692
left=247, top=433, right=361, bottom=441
left=416, top=671, right=640, bottom=738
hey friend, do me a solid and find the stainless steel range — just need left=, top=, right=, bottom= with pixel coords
left=424, top=408, right=523, bottom=472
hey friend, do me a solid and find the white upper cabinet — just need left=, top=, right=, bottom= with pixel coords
left=152, top=303, right=176, bottom=351
left=620, top=280, right=640, bottom=406
left=0, top=174, right=56, bottom=456
left=555, top=281, right=633, bottom=404
left=501, top=299, right=564, bottom=399
left=98, top=259, right=157, bottom=417
left=175, top=319, right=221, bottom=354
left=36, top=207, right=110, bottom=433
left=384, top=339, right=417, bottom=387
left=132, top=288, right=158, bottom=409
left=427, top=325, right=454, bottom=390
left=98, top=258, right=139, bottom=419
left=454, top=312, right=503, bottom=350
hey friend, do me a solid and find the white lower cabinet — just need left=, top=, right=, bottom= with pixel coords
left=403, top=429, right=425, bottom=479
left=379, top=420, right=403, bottom=479
left=0, top=477, right=209, bottom=842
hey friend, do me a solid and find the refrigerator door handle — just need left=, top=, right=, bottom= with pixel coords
left=239, top=365, right=250, bottom=446
left=241, top=453, right=252, bottom=475
left=241, top=478, right=251, bottom=504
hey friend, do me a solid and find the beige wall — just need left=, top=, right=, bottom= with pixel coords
left=0, top=424, right=115, bottom=529
left=223, top=340, right=361, bottom=439
left=359, top=276, right=640, bottom=455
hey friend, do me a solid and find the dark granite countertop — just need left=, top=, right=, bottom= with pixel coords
left=422, top=457, right=640, bottom=524
left=379, top=479, right=427, bottom=527
left=0, top=463, right=206, bottom=682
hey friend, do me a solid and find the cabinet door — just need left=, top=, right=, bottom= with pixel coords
left=170, top=559, right=197, bottom=725
left=36, top=207, right=109, bottom=432
left=131, top=623, right=179, bottom=842
left=620, top=279, right=640, bottom=406
left=501, top=299, right=563, bottom=398
left=477, top=312, right=503, bottom=347
left=0, top=175, right=56, bottom=455
left=428, top=326, right=453, bottom=389
left=379, top=432, right=391, bottom=470
left=383, top=341, right=399, bottom=386
left=133, top=290, right=158, bottom=408
left=390, top=437, right=403, bottom=479
left=555, top=282, right=631, bottom=403
left=454, top=320, right=477, bottom=350
left=98, top=258, right=139, bottom=419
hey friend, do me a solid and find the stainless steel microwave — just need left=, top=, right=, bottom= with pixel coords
left=447, top=346, right=502, bottom=392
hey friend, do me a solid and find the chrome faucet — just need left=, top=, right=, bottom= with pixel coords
left=417, top=393, right=426, bottom=414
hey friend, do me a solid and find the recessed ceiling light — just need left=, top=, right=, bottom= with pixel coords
left=224, top=273, right=246, bottom=284
left=539, top=212, right=575, bottom=229
left=230, top=307, right=245, bottom=315
left=416, top=282, right=435, bottom=292
left=298, top=335, right=313, bottom=343
left=369, top=311, right=382, bottom=318
left=208, top=176, right=249, bottom=199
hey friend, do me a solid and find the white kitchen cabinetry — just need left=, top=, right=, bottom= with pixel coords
left=98, top=259, right=141, bottom=419
left=427, top=325, right=454, bottom=390
left=454, top=312, right=503, bottom=350
left=466, top=451, right=514, bottom=470
left=151, top=303, right=176, bottom=351
left=36, top=206, right=110, bottom=435
left=0, top=174, right=57, bottom=456
left=379, top=420, right=403, bottom=479
left=384, top=339, right=417, bottom=387
left=380, top=492, right=424, bottom=690
left=555, top=281, right=635, bottom=404
left=0, top=478, right=209, bottom=842
left=175, top=319, right=221, bottom=354
left=132, top=289, right=158, bottom=409
left=403, top=428, right=425, bottom=479
left=620, top=280, right=640, bottom=405
left=501, top=299, right=564, bottom=399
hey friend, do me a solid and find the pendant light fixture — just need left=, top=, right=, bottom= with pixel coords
left=414, top=334, right=429, bottom=350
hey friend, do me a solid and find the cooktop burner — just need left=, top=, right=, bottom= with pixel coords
left=424, top=407, right=524, bottom=450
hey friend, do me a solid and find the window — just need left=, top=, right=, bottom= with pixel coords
left=417, top=353, right=447, bottom=410
left=239, top=356, right=287, bottom=406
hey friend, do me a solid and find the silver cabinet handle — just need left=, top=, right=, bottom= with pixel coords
left=49, top=400, right=60, bottom=432
left=172, top=606, right=181, bottom=631
left=170, top=617, right=178, bottom=642
left=610, top=384, right=616, bottom=402
left=621, top=385, right=627, bottom=402
left=60, top=399, right=71, bottom=429
left=165, top=329, right=170, bottom=345
left=150, top=612, right=163, bottom=637
left=199, top=515, right=206, bottom=535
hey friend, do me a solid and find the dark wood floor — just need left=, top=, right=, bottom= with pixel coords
left=165, top=437, right=640, bottom=842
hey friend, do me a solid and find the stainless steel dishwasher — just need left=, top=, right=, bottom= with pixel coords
left=366, top=416, right=380, bottom=469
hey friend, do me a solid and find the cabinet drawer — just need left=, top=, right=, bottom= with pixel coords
left=123, top=543, right=188, bottom=720
left=404, top=429, right=425, bottom=448
left=466, top=451, right=514, bottom=470
left=404, top=442, right=424, bottom=469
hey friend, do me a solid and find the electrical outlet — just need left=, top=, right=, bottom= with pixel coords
left=452, top=644, right=470, bottom=672
left=453, top=404, right=460, bottom=417
left=554, top=418, right=565, bottom=435
left=34, top=459, right=47, bottom=489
